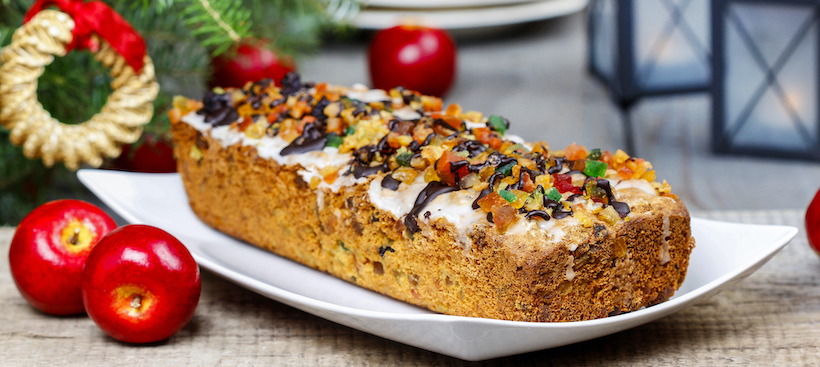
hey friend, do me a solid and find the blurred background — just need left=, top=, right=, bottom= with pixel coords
left=2, top=0, right=820, bottom=224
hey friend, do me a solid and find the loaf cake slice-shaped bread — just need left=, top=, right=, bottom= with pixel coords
left=169, top=73, right=694, bottom=322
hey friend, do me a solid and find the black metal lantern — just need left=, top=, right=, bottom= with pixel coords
left=588, top=0, right=712, bottom=153
left=712, top=0, right=820, bottom=160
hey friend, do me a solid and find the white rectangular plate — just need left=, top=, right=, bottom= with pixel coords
left=78, top=170, right=797, bottom=361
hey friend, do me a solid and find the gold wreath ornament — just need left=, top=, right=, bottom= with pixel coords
left=0, top=10, right=159, bottom=170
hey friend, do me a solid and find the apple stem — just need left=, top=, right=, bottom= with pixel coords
left=68, top=227, right=80, bottom=245
left=131, top=295, right=142, bottom=309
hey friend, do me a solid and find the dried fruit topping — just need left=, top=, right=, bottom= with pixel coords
left=174, top=72, right=669, bottom=234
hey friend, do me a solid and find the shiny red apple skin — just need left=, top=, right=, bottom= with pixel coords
left=210, top=41, right=296, bottom=89
left=81, top=225, right=200, bottom=344
left=368, top=25, right=457, bottom=97
left=807, top=187, right=820, bottom=256
left=9, top=200, right=117, bottom=315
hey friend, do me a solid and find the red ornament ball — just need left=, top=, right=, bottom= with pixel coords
left=210, top=41, right=296, bottom=89
left=9, top=200, right=117, bottom=315
left=368, top=25, right=457, bottom=97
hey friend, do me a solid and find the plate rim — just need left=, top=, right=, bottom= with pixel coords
left=352, top=0, right=589, bottom=29
left=77, top=169, right=799, bottom=329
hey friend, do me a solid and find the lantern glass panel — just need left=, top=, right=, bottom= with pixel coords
left=723, top=3, right=818, bottom=151
left=633, top=0, right=711, bottom=89
left=590, top=0, right=618, bottom=81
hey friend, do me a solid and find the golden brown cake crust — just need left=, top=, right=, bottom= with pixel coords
left=172, top=122, right=695, bottom=322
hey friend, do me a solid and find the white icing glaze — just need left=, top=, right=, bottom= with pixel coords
left=464, top=121, right=485, bottom=130
left=182, top=111, right=363, bottom=194
left=392, top=106, right=422, bottom=121
left=614, top=179, right=658, bottom=196
left=346, top=88, right=390, bottom=103
left=368, top=174, right=429, bottom=219
left=182, top=102, right=669, bottom=259
left=423, top=190, right=486, bottom=255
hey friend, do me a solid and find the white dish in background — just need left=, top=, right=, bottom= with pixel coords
left=78, top=170, right=797, bottom=361
left=353, top=0, right=588, bottom=30
left=365, top=0, right=534, bottom=9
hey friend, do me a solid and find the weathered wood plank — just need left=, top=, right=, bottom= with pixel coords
left=0, top=210, right=816, bottom=366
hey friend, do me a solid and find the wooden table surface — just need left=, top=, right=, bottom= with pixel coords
left=1, top=209, right=818, bottom=366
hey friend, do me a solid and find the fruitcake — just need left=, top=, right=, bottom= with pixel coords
left=168, top=73, right=695, bottom=322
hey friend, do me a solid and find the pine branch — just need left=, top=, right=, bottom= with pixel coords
left=179, top=0, right=253, bottom=56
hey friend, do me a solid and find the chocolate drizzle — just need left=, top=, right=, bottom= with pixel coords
left=350, top=161, right=389, bottom=178
left=381, top=174, right=400, bottom=190
left=472, top=188, right=492, bottom=209
left=404, top=182, right=460, bottom=233
left=198, top=91, right=238, bottom=127
left=525, top=210, right=550, bottom=221
left=611, top=201, right=630, bottom=218
left=548, top=157, right=567, bottom=174
left=281, top=123, right=327, bottom=156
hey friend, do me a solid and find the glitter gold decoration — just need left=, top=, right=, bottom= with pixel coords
left=0, top=10, right=159, bottom=170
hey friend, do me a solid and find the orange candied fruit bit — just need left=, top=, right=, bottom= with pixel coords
left=476, top=191, right=507, bottom=212
left=473, top=127, right=503, bottom=150
left=531, top=141, right=550, bottom=155
left=295, top=115, right=317, bottom=134
left=445, top=103, right=462, bottom=117
left=491, top=204, right=518, bottom=233
left=563, top=143, right=588, bottom=161
left=421, top=95, right=443, bottom=112
left=521, top=172, right=535, bottom=193
left=238, top=116, right=254, bottom=132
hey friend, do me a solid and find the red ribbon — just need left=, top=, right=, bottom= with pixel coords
left=24, top=0, right=147, bottom=72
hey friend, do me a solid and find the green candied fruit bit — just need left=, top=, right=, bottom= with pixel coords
left=396, top=151, right=413, bottom=167
left=547, top=187, right=562, bottom=202
left=588, top=148, right=602, bottom=161
left=488, top=115, right=507, bottom=135
left=498, top=189, right=516, bottom=203
left=326, top=133, right=343, bottom=148
left=497, top=162, right=515, bottom=176
left=584, top=160, right=608, bottom=178
left=344, top=126, right=356, bottom=136
left=584, top=180, right=607, bottom=200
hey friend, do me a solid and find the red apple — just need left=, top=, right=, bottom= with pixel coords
left=368, top=25, right=457, bottom=97
left=210, top=40, right=296, bottom=89
left=81, top=225, right=200, bottom=343
left=807, top=187, right=820, bottom=256
left=9, top=200, right=117, bottom=315
left=114, top=134, right=177, bottom=173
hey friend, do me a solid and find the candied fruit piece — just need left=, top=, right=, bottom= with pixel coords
left=445, top=103, right=462, bottom=117
left=547, top=187, right=562, bottom=201
left=435, top=151, right=470, bottom=186
left=393, top=167, right=418, bottom=184
left=584, top=160, right=608, bottom=178
left=498, top=190, right=516, bottom=203
left=492, top=204, right=518, bottom=233
left=563, top=143, right=588, bottom=161
left=535, top=174, right=553, bottom=190
left=613, top=149, right=630, bottom=165
left=553, top=174, right=581, bottom=194
left=587, top=148, right=602, bottom=161
left=459, top=173, right=480, bottom=188
left=462, top=111, right=482, bottom=122
left=598, top=206, right=620, bottom=225
left=488, top=115, right=508, bottom=135
left=477, top=191, right=506, bottom=211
